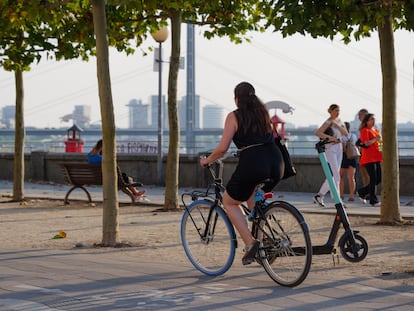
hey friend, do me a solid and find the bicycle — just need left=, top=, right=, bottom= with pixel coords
left=312, top=139, right=368, bottom=262
left=180, top=152, right=312, bottom=287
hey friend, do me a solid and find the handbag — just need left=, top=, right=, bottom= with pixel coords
left=275, top=135, right=296, bottom=179
left=345, top=139, right=360, bottom=159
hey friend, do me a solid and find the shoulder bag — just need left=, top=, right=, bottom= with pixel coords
left=345, top=139, right=360, bottom=159
left=274, top=134, right=296, bottom=179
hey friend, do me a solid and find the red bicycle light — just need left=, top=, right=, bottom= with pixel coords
left=263, top=192, right=273, bottom=199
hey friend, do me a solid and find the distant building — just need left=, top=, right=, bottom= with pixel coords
left=1, top=105, right=15, bottom=129
left=178, top=95, right=200, bottom=130
left=149, top=95, right=167, bottom=129
left=61, top=105, right=91, bottom=128
left=73, top=105, right=91, bottom=128
left=399, top=122, right=414, bottom=129
left=127, top=99, right=150, bottom=129
left=203, top=105, right=225, bottom=129
left=0, top=107, right=3, bottom=128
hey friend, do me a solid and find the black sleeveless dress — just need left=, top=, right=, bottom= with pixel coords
left=226, top=111, right=284, bottom=202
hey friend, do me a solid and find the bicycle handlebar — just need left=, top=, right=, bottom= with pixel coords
left=217, top=151, right=239, bottom=162
left=200, top=151, right=238, bottom=166
left=200, top=151, right=239, bottom=181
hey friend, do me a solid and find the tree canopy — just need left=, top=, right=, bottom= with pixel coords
left=265, top=0, right=414, bottom=41
left=264, top=0, right=414, bottom=223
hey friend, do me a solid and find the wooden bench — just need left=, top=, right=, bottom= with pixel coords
left=59, top=162, right=143, bottom=204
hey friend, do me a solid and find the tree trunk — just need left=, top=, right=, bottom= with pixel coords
left=92, top=0, right=120, bottom=244
left=164, top=11, right=182, bottom=210
left=12, top=69, right=25, bottom=201
left=378, top=9, right=402, bottom=223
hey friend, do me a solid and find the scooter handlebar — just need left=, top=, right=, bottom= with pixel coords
left=315, top=138, right=330, bottom=153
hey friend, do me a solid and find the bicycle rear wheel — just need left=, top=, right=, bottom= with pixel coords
left=257, top=201, right=312, bottom=287
left=181, top=199, right=236, bottom=276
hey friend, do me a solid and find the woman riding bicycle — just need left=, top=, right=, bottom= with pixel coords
left=200, top=81, right=284, bottom=265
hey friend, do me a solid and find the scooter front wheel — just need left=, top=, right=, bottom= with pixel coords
left=338, top=232, right=368, bottom=262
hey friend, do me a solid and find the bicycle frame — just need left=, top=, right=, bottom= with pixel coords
left=181, top=158, right=234, bottom=242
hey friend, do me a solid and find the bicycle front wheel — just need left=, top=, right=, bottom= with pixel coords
left=258, top=201, right=312, bottom=287
left=181, top=199, right=236, bottom=276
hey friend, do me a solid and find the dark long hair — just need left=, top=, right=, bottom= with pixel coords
left=234, top=82, right=272, bottom=135
left=359, top=113, right=374, bottom=131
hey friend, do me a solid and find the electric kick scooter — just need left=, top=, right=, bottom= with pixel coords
left=312, top=139, right=368, bottom=263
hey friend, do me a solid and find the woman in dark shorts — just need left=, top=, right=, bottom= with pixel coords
left=200, top=82, right=284, bottom=265
left=339, top=122, right=358, bottom=201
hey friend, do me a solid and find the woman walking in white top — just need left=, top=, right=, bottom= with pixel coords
left=313, top=104, right=348, bottom=207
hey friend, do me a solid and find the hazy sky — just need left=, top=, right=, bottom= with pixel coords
left=0, top=27, right=412, bottom=130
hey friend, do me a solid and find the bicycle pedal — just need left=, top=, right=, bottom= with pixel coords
left=242, top=258, right=255, bottom=265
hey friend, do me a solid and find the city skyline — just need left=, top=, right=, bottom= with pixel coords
left=0, top=27, right=412, bottom=129
left=1, top=94, right=229, bottom=130
left=3, top=97, right=414, bottom=131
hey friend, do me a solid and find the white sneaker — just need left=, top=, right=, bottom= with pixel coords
left=139, top=196, right=151, bottom=203
left=313, top=194, right=325, bottom=207
left=358, top=197, right=367, bottom=204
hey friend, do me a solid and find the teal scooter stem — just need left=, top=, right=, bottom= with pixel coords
left=317, top=143, right=342, bottom=205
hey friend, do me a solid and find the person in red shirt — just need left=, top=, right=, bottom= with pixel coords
left=356, top=109, right=370, bottom=195
left=357, top=114, right=383, bottom=206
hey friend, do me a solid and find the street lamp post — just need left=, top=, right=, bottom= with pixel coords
left=151, top=26, right=168, bottom=185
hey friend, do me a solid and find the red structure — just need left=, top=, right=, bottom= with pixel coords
left=64, top=124, right=84, bottom=153
left=271, top=114, right=285, bottom=138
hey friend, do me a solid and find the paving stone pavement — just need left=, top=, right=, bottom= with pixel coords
left=1, top=248, right=413, bottom=311
left=1, top=180, right=414, bottom=310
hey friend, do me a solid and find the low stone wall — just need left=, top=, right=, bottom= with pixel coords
left=0, top=152, right=413, bottom=195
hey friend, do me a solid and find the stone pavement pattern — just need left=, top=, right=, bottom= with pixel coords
left=1, top=248, right=414, bottom=311
left=1, top=180, right=414, bottom=310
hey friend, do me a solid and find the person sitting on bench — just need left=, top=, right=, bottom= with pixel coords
left=88, top=139, right=146, bottom=201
